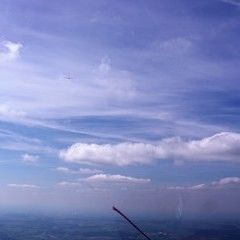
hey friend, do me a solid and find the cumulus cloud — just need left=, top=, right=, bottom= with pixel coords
left=60, top=142, right=156, bottom=166
left=22, top=153, right=39, bottom=163
left=56, top=167, right=103, bottom=175
left=60, top=132, right=240, bottom=166
left=8, top=184, right=39, bottom=189
left=84, top=174, right=151, bottom=184
left=0, top=41, right=23, bottom=62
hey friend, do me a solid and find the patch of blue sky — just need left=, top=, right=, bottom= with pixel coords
left=0, top=0, right=240, bottom=214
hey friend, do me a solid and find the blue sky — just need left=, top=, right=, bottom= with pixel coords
left=0, top=0, right=240, bottom=217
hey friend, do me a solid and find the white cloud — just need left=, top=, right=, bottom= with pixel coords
left=56, top=167, right=73, bottom=173
left=57, top=181, right=81, bottom=187
left=169, top=177, right=240, bottom=191
left=7, top=183, right=39, bottom=189
left=56, top=167, right=103, bottom=175
left=213, top=177, right=240, bottom=185
left=84, top=174, right=151, bottom=184
left=60, top=132, right=240, bottom=166
left=79, top=168, right=103, bottom=174
left=57, top=174, right=150, bottom=188
left=189, top=184, right=206, bottom=190
left=167, top=184, right=207, bottom=191
left=60, top=142, right=156, bottom=166
left=0, top=41, right=23, bottom=62
left=22, top=153, right=39, bottom=163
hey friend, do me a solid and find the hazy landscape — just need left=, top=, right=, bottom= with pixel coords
left=0, top=214, right=240, bottom=240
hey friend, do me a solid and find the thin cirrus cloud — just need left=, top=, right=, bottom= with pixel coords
left=156, top=37, right=192, bottom=55
left=57, top=181, right=81, bottom=187
left=221, top=0, right=240, bottom=7
left=56, top=167, right=103, bottom=175
left=0, top=46, right=136, bottom=121
left=60, top=132, right=240, bottom=166
left=169, top=177, right=240, bottom=191
left=7, top=183, right=39, bottom=189
left=59, top=176, right=239, bottom=189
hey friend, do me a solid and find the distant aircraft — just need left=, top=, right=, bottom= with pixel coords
left=112, top=206, right=152, bottom=240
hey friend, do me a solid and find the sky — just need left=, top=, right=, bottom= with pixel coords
left=0, top=0, right=240, bottom=218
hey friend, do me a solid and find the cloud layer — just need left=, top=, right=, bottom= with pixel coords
left=58, top=173, right=150, bottom=187
left=60, top=132, right=240, bottom=166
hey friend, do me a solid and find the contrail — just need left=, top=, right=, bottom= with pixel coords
left=112, top=206, right=152, bottom=240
